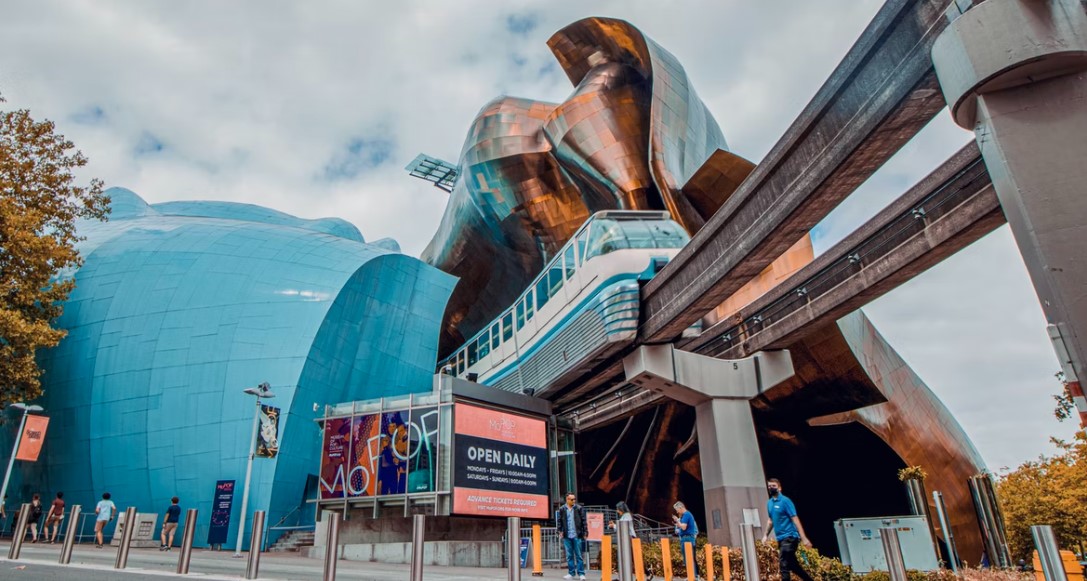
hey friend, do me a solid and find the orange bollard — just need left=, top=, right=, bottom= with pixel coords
left=531, top=524, right=543, bottom=576
left=601, top=535, right=613, bottom=581
left=704, top=543, right=715, bottom=581
left=661, top=537, right=673, bottom=581
left=684, top=541, right=696, bottom=581
left=721, top=545, right=731, bottom=580
left=632, top=537, right=646, bottom=581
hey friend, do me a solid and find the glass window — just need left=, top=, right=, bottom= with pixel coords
left=467, top=342, right=478, bottom=367
left=491, top=323, right=500, bottom=349
left=516, top=302, right=525, bottom=330
left=502, top=313, right=513, bottom=341
left=563, top=245, right=576, bottom=279
left=457, top=351, right=465, bottom=374
left=586, top=219, right=624, bottom=260
left=549, top=266, right=564, bottom=296
left=576, top=229, right=590, bottom=263
left=478, top=330, right=490, bottom=359
left=584, top=218, right=690, bottom=260
left=525, top=291, right=535, bottom=321
left=535, top=277, right=550, bottom=310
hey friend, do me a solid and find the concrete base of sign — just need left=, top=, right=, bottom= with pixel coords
left=303, top=540, right=503, bottom=567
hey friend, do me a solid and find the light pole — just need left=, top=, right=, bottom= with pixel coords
left=234, top=383, right=274, bottom=558
left=0, top=403, right=45, bottom=515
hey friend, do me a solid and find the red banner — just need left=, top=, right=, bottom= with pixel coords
left=15, top=415, right=48, bottom=461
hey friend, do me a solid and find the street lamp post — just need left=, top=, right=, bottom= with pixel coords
left=0, top=403, right=45, bottom=515
left=234, top=383, right=274, bottom=558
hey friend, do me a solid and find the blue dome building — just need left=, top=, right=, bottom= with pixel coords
left=5, top=187, right=455, bottom=547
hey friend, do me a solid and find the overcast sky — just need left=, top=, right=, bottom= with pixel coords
left=0, top=0, right=1074, bottom=471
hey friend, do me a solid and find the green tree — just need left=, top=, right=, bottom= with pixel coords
left=0, top=94, right=109, bottom=405
left=997, top=433, right=1087, bottom=561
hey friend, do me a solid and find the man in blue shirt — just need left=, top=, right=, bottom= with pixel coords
left=762, top=478, right=815, bottom=581
left=555, top=492, right=587, bottom=580
left=672, top=501, right=699, bottom=578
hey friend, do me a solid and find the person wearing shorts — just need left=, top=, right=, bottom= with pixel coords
left=94, top=492, right=116, bottom=548
left=160, top=497, right=180, bottom=551
left=45, top=492, right=65, bottom=543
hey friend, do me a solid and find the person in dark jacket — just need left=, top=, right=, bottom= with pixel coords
left=555, top=492, right=588, bottom=580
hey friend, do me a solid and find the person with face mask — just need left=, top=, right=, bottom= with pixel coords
left=762, top=478, right=815, bottom=581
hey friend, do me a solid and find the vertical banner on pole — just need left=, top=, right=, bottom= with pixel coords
left=207, top=480, right=236, bottom=546
left=15, top=415, right=49, bottom=461
left=256, top=406, right=280, bottom=458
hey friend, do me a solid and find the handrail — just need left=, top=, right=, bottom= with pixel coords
left=267, top=524, right=315, bottom=531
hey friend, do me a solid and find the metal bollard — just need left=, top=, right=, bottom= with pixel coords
left=114, top=506, right=138, bottom=569
left=617, top=521, right=634, bottom=581
left=410, top=514, right=425, bottom=581
left=176, top=509, right=198, bottom=574
left=1031, top=525, right=1065, bottom=581
left=739, top=523, right=760, bottom=581
left=7, top=504, right=31, bottom=559
left=245, top=510, right=265, bottom=580
left=323, top=514, right=340, bottom=581
left=506, top=516, right=521, bottom=581
left=932, top=491, right=959, bottom=574
left=880, top=527, right=908, bottom=581
left=58, top=504, right=82, bottom=564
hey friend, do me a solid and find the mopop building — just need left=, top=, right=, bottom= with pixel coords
left=1, top=188, right=454, bottom=548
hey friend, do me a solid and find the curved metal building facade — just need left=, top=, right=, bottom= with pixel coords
left=3, top=187, right=455, bottom=547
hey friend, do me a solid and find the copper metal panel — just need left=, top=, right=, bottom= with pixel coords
left=425, top=17, right=747, bottom=354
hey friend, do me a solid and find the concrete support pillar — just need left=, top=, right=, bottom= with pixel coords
left=623, top=345, right=794, bottom=546
left=933, top=0, right=1087, bottom=386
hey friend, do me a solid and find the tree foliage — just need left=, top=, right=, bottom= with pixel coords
left=997, top=433, right=1087, bottom=560
left=0, top=94, right=109, bottom=405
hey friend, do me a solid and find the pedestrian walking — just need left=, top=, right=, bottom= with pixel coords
left=762, top=478, right=815, bottom=581
left=27, top=494, right=43, bottom=542
left=44, top=492, right=65, bottom=543
left=94, top=492, right=116, bottom=548
left=555, top=492, right=587, bottom=580
left=672, top=501, right=699, bottom=578
left=608, top=501, right=637, bottom=537
left=160, top=496, right=181, bottom=551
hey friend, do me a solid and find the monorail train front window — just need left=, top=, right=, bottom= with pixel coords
left=585, top=218, right=690, bottom=260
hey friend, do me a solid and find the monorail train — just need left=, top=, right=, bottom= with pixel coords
left=439, top=211, right=690, bottom=397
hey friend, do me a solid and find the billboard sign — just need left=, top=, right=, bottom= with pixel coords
left=319, top=407, right=442, bottom=500
left=207, top=480, right=235, bottom=545
left=452, top=403, right=549, bottom=519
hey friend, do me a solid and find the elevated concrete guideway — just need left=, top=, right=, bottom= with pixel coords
left=687, top=141, right=1004, bottom=359
left=639, top=0, right=975, bottom=343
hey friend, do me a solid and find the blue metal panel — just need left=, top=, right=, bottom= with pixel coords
left=2, top=188, right=455, bottom=547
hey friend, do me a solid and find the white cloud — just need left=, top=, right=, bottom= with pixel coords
left=0, top=0, right=1073, bottom=469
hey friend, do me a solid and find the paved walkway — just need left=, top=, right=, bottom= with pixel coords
left=0, top=541, right=532, bottom=580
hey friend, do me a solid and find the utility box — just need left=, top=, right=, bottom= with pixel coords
left=835, top=516, right=939, bottom=573
left=111, top=512, right=160, bottom=548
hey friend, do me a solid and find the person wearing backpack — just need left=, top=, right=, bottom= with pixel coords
left=27, top=494, right=43, bottom=542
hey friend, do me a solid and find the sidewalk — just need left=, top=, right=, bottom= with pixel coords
left=0, top=541, right=527, bottom=580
